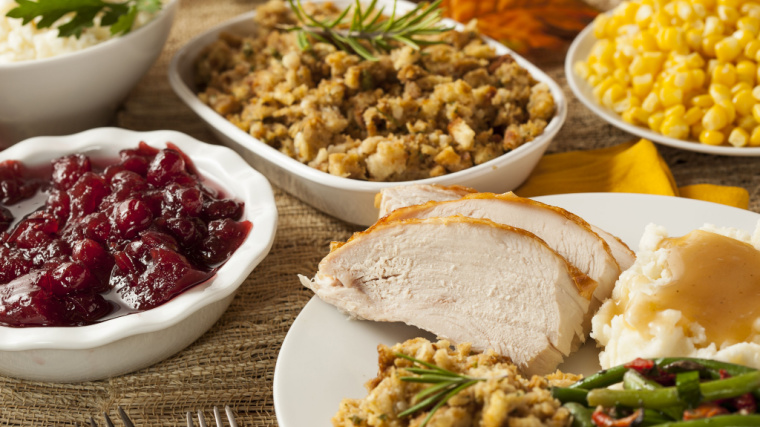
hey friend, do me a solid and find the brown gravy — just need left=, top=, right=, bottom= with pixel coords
left=651, top=230, right=760, bottom=346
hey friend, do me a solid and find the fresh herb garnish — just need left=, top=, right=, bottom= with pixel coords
left=6, top=0, right=162, bottom=38
left=285, top=0, right=454, bottom=61
left=395, top=352, right=485, bottom=427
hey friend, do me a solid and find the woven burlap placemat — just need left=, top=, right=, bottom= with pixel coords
left=1, top=0, right=758, bottom=425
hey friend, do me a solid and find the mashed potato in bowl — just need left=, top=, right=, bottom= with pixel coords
left=592, top=221, right=760, bottom=369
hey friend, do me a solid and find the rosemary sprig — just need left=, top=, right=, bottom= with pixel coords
left=285, top=0, right=454, bottom=61
left=395, top=352, right=485, bottom=427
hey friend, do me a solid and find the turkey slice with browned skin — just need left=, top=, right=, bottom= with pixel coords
left=299, top=216, right=596, bottom=376
left=374, top=184, right=477, bottom=218
left=375, top=184, right=636, bottom=273
left=380, top=192, right=621, bottom=307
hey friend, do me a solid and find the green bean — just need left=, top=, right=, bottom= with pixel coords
left=562, top=402, right=594, bottom=427
left=587, top=370, right=760, bottom=409
left=640, top=409, right=674, bottom=426
left=568, top=365, right=628, bottom=389
left=552, top=387, right=588, bottom=404
left=653, top=415, right=760, bottom=426
left=624, top=370, right=683, bottom=421
left=655, top=358, right=757, bottom=379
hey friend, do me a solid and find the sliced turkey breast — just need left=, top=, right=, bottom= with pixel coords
left=380, top=192, right=621, bottom=306
left=299, top=216, right=596, bottom=376
left=375, top=184, right=477, bottom=218
left=376, top=184, right=636, bottom=273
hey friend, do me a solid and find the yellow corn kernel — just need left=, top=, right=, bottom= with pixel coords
left=658, top=27, right=685, bottom=51
left=712, top=62, right=737, bottom=86
left=666, top=104, right=687, bottom=118
left=633, top=31, right=659, bottom=51
left=629, top=52, right=665, bottom=75
left=738, top=16, right=760, bottom=35
left=684, top=52, right=706, bottom=69
left=753, top=85, right=760, bottom=100
left=737, top=60, right=757, bottom=84
left=718, top=5, right=740, bottom=26
left=699, top=129, right=725, bottom=144
left=574, top=61, right=591, bottom=80
left=643, top=91, right=661, bottom=112
left=660, top=86, right=684, bottom=107
left=636, top=3, right=654, bottom=27
left=738, top=115, right=757, bottom=130
left=588, top=74, right=601, bottom=86
left=702, top=34, right=723, bottom=57
left=709, top=83, right=732, bottom=102
left=742, top=2, right=760, bottom=19
left=619, top=1, right=639, bottom=23
left=703, top=16, right=725, bottom=36
left=718, top=0, right=739, bottom=8
left=692, top=93, right=715, bottom=108
left=732, top=30, right=755, bottom=48
left=752, top=103, right=760, bottom=122
left=703, top=104, right=730, bottom=130
left=733, top=89, right=756, bottom=116
left=613, top=68, right=630, bottom=85
left=632, top=74, right=654, bottom=97
left=649, top=111, right=666, bottom=131
left=744, top=40, right=760, bottom=58
left=685, top=106, right=704, bottom=124
left=732, top=81, right=753, bottom=94
left=718, top=99, right=737, bottom=122
left=593, top=77, right=617, bottom=101
left=750, top=126, right=760, bottom=146
left=661, top=115, right=690, bottom=138
left=728, top=127, right=750, bottom=146
left=715, top=37, right=742, bottom=61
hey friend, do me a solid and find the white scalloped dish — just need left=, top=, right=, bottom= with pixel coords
left=168, top=0, right=567, bottom=226
left=0, top=127, right=278, bottom=382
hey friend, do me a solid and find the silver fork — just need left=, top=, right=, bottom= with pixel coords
left=187, top=406, right=238, bottom=427
left=88, top=405, right=238, bottom=426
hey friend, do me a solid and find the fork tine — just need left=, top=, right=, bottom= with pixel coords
left=197, top=409, right=208, bottom=427
left=225, top=406, right=238, bottom=427
left=89, top=417, right=98, bottom=427
left=117, top=407, right=135, bottom=427
left=186, top=411, right=195, bottom=427
left=213, top=407, right=223, bottom=427
left=103, top=413, right=115, bottom=427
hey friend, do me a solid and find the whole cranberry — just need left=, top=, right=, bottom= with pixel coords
left=63, top=212, right=111, bottom=244
left=46, top=261, right=104, bottom=295
left=147, top=149, right=186, bottom=187
left=71, top=239, right=114, bottom=279
left=202, top=199, right=244, bottom=221
left=52, top=154, right=91, bottom=191
left=65, top=293, right=112, bottom=324
left=46, top=190, right=71, bottom=225
left=68, top=172, right=109, bottom=218
left=7, top=213, right=58, bottom=249
left=0, top=246, right=32, bottom=284
left=163, top=217, right=206, bottom=248
left=162, top=183, right=203, bottom=218
left=0, top=274, right=68, bottom=326
left=199, top=219, right=252, bottom=265
left=120, top=155, right=150, bottom=177
left=112, top=198, right=154, bottom=239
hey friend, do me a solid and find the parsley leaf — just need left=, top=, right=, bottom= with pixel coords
left=5, top=0, right=163, bottom=38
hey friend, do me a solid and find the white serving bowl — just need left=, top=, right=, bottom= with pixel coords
left=168, top=0, right=567, bottom=226
left=0, top=1, right=178, bottom=149
left=0, top=127, right=278, bottom=382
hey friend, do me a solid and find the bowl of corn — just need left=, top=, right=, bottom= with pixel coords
left=566, top=0, right=760, bottom=156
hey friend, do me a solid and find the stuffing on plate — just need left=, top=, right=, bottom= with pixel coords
left=332, top=338, right=579, bottom=427
left=194, top=0, right=555, bottom=181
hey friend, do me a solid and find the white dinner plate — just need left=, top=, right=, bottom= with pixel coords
left=273, top=193, right=760, bottom=426
left=566, top=23, right=760, bottom=157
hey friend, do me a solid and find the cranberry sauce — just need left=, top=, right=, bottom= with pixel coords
left=0, top=142, right=252, bottom=327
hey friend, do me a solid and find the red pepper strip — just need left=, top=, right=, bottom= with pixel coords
left=683, top=403, right=730, bottom=420
left=625, top=358, right=655, bottom=374
left=591, top=408, right=643, bottom=427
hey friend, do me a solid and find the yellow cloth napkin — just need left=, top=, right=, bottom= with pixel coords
left=515, top=139, right=750, bottom=209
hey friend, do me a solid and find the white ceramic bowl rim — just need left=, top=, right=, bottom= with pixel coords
left=169, top=4, right=568, bottom=192
left=0, top=127, right=278, bottom=351
left=566, top=18, right=760, bottom=157
left=0, top=0, right=179, bottom=69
